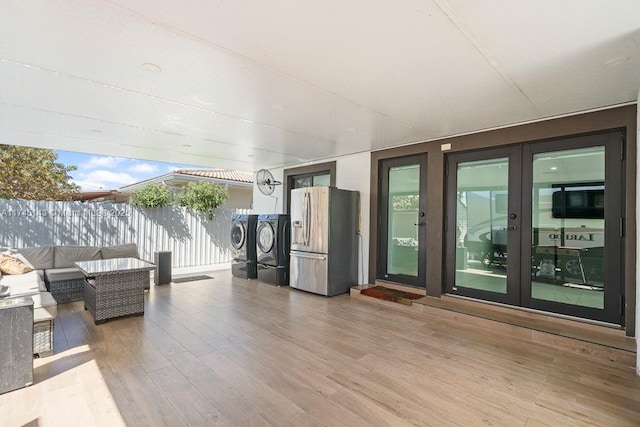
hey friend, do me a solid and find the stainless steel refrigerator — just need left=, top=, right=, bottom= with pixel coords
left=290, top=186, right=358, bottom=296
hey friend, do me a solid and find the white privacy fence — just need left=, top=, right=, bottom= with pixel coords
left=0, top=199, right=249, bottom=268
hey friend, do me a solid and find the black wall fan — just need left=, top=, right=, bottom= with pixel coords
left=255, top=169, right=282, bottom=195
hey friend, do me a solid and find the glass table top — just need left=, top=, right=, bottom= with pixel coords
left=74, top=257, right=155, bottom=275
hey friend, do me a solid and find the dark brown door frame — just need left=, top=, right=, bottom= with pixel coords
left=444, top=146, right=522, bottom=306
left=444, top=131, right=623, bottom=324
left=519, top=131, right=624, bottom=325
left=377, top=153, right=428, bottom=287
left=283, top=161, right=336, bottom=214
left=369, top=105, right=636, bottom=336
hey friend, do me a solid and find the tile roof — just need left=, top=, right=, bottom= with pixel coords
left=174, top=169, right=254, bottom=183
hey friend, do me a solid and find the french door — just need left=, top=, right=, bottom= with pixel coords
left=378, top=154, right=427, bottom=287
left=445, top=131, right=623, bottom=324
left=445, top=146, right=521, bottom=305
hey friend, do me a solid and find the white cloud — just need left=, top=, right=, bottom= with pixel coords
left=90, top=170, right=136, bottom=185
left=81, top=156, right=126, bottom=170
left=129, top=162, right=159, bottom=174
left=67, top=155, right=200, bottom=191
left=72, top=170, right=136, bottom=191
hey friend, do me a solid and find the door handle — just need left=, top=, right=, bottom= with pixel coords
left=414, top=222, right=425, bottom=226
left=303, top=192, right=310, bottom=246
left=305, top=192, right=311, bottom=245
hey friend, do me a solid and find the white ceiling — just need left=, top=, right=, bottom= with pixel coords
left=1, top=0, right=639, bottom=172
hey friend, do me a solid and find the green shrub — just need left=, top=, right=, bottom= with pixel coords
left=131, top=183, right=173, bottom=208
left=178, top=182, right=228, bottom=218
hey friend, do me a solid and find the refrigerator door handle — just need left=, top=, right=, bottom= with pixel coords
left=301, top=192, right=307, bottom=246
left=305, top=191, right=312, bottom=246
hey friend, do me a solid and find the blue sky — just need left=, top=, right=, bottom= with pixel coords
left=56, top=151, right=199, bottom=192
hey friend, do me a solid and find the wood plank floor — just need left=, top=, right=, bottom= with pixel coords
left=2, top=269, right=640, bottom=426
left=415, top=293, right=636, bottom=353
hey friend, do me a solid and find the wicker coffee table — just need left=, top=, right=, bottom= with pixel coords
left=74, top=257, right=155, bottom=325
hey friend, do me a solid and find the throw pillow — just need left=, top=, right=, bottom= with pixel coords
left=8, top=252, right=35, bottom=269
left=0, top=254, right=34, bottom=275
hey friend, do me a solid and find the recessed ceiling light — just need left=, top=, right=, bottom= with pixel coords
left=247, top=154, right=255, bottom=158
left=142, top=62, right=162, bottom=72
left=603, top=57, right=628, bottom=67
left=91, top=129, right=102, bottom=133
left=550, top=166, right=557, bottom=171
left=271, top=104, right=286, bottom=111
left=182, top=144, right=191, bottom=148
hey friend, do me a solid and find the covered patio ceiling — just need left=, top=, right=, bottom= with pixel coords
left=1, top=1, right=639, bottom=171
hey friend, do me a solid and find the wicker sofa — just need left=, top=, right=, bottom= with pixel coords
left=43, top=243, right=142, bottom=303
left=0, top=243, right=141, bottom=356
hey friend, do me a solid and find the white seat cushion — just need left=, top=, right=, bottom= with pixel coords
left=0, top=270, right=47, bottom=294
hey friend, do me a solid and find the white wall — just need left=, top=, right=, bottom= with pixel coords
left=252, top=167, right=285, bottom=214
left=222, top=186, right=253, bottom=209
left=252, top=152, right=371, bottom=284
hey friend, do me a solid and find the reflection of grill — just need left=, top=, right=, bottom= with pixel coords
left=532, top=245, right=604, bottom=287
left=535, top=246, right=580, bottom=256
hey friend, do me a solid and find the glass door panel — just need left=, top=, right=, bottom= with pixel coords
left=447, top=132, right=623, bottom=324
left=293, top=176, right=312, bottom=188
left=455, top=158, right=509, bottom=294
left=530, top=147, right=605, bottom=309
left=522, top=133, right=622, bottom=324
left=446, top=147, right=520, bottom=305
left=379, top=154, right=427, bottom=287
left=388, top=164, right=420, bottom=276
left=292, top=173, right=330, bottom=189
left=313, top=174, right=331, bottom=186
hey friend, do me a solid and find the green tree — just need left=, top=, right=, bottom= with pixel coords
left=0, top=145, right=79, bottom=200
left=131, top=183, right=173, bottom=208
left=392, top=194, right=419, bottom=210
left=177, top=181, right=229, bottom=218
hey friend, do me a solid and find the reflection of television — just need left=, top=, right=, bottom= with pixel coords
left=552, top=188, right=604, bottom=219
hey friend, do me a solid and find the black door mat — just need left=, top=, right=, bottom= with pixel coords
left=172, top=275, right=214, bottom=283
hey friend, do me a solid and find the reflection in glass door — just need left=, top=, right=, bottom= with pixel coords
left=379, top=154, right=427, bottom=287
left=522, top=134, right=623, bottom=324
left=455, top=158, right=508, bottom=294
left=446, top=131, right=623, bottom=324
left=446, top=148, right=520, bottom=305
left=530, top=147, right=605, bottom=309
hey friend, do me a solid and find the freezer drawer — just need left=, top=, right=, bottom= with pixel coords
left=290, top=250, right=328, bottom=295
